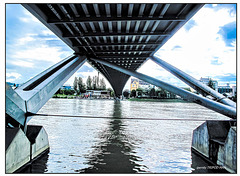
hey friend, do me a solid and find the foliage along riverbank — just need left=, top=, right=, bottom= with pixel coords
left=52, top=94, right=76, bottom=99
left=52, top=94, right=188, bottom=103
left=128, top=98, right=189, bottom=103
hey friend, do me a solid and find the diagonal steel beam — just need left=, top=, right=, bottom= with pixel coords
left=6, top=55, right=87, bottom=126
left=91, top=57, right=236, bottom=119
left=150, top=55, right=236, bottom=108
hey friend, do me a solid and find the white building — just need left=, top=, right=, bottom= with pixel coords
left=86, top=90, right=110, bottom=99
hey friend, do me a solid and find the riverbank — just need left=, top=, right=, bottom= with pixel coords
left=128, top=98, right=189, bottom=103
left=52, top=94, right=189, bottom=103
left=52, top=94, right=75, bottom=99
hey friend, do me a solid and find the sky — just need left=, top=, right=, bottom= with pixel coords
left=5, top=3, right=237, bottom=91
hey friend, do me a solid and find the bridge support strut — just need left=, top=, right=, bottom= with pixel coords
left=91, top=57, right=236, bottom=119
left=150, top=55, right=236, bottom=108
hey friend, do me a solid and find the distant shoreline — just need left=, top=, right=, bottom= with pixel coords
left=127, top=98, right=189, bottom=103
left=52, top=96, right=189, bottom=103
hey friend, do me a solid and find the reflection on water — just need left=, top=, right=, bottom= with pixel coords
left=16, top=150, right=49, bottom=173
left=25, top=99, right=230, bottom=173
left=79, top=101, right=147, bottom=173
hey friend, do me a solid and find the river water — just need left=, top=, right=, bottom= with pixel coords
left=24, top=98, right=230, bottom=173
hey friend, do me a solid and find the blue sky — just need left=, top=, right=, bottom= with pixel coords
left=6, top=4, right=236, bottom=90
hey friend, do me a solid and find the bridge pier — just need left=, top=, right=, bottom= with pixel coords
left=191, top=120, right=236, bottom=173
left=6, top=125, right=49, bottom=173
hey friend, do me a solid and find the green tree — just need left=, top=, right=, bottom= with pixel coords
left=92, top=76, right=97, bottom=90
left=149, top=88, right=156, bottom=98
left=136, top=88, right=143, bottom=97
left=156, top=88, right=162, bottom=98
left=169, top=92, right=176, bottom=99
left=162, top=90, right=168, bottom=98
left=123, top=89, right=130, bottom=98
left=55, top=88, right=61, bottom=95
left=73, top=77, right=78, bottom=93
left=86, top=76, right=92, bottom=90
left=100, top=78, right=106, bottom=90
left=60, top=89, right=65, bottom=95
left=131, top=89, right=136, bottom=97
left=64, top=89, right=75, bottom=95
left=208, top=79, right=214, bottom=90
left=78, top=77, right=86, bottom=93
left=183, top=87, right=191, bottom=92
left=107, top=88, right=114, bottom=97
left=157, top=88, right=167, bottom=98
left=96, top=75, right=100, bottom=89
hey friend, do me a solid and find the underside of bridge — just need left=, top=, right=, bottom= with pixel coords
left=6, top=3, right=236, bottom=127
left=6, top=4, right=237, bottom=173
left=23, top=3, right=203, bottom=96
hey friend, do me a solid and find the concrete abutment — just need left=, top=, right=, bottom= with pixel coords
left=6, top=125, right=49, bottom=173
left=192, top=120, right=236, bottom=173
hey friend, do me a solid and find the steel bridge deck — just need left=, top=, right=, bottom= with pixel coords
left=22, top=3, right=203, bottom=95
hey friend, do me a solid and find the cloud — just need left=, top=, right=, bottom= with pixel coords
left=153, top=4, right=236, bottom=87
left=171, top=45, right=182, bottom=50
left=184, top=19, right=197, bottom=31
left=218, top=21, right=236, bottom=47
left=137, top=60, right=188, bottom=87
left=41, top=30, right=55, bottom=36
left=12, top=45, right=70, bottom=63
left=9, top=60, right=34, bottom=68
left=16, top=34, right=37, bottom=45
left=22, top=8, right=41, bottom=23
left=6, top=72, right=22, bottom=82
left=210, top=57, right=222, bottom=65
left=6, top=4, right=73, bottom=76
left=76, top=64, right=95, bottom=73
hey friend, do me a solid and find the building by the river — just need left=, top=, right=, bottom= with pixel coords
left=218, top=83, right=232, bottom=95
left=199, top=78, right=236, bottom=97
left=86, top=90, right=110, bottom=99
left=130, top=78, right=154, bottom=91
left=61, top=84, right=73, bottom=90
